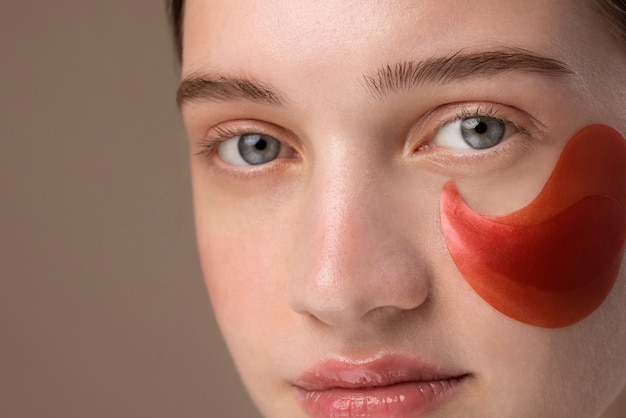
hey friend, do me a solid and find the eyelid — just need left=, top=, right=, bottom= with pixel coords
left=430, top=116, right=516, bottom=150
left=194, top=119, right=300, bottom=162
left=405, top=102, right=542, bottom=155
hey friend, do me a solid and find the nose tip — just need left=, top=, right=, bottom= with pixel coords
left=286, top=220, right=431, bottom=328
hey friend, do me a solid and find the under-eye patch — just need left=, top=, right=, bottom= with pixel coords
left=441, top=124, right=626, bottom=328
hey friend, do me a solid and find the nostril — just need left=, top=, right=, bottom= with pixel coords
left=300, top=301, right=373, bottom=328
left=286, top=251, right=432, bottom=328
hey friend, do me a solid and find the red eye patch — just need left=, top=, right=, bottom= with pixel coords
left=441, top=125, right=626, bottom=328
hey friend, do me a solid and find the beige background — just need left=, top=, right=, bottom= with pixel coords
left=1, top=2, right=260, bottom=417
left=2, top=3, right=626, bottom=418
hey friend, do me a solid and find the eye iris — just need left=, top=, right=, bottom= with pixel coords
left=237, top=134, right=281, bottom=165
left=460, top=117, right=505, bottom=149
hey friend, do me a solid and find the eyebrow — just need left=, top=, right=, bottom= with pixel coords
left=177, top=48, right=574, bottom=107
left=177, top=74, right=285, bottom=107
left=363, top=47, right=574, bottom=98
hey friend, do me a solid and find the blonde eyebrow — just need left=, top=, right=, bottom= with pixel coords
left=363, top=47, right=574, bottom=98
left=177, top=74, right=285, bottom=107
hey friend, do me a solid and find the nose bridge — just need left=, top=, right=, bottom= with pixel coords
left=286, top=151, right=429, bottom=327
left=314, top=156, right=366, bottom=277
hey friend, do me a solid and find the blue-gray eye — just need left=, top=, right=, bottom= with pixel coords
left=431, top=116, right=511, bottom=150
left=460, top=117, right=506, bottom=149
left=237, top=134, right=281, bottom=165
left=217, top=133, right=284, bottom=166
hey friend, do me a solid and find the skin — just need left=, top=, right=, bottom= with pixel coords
left=179, top=0, right=626, bottom=417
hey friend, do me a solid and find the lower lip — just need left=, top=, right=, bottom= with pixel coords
left=294, top=376, right=467, bottom=418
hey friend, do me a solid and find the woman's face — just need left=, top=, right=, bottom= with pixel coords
left=180, top=0, right=626, bottom=417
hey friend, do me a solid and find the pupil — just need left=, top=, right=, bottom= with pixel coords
left=255, top=139, right=267, bottom=150
left=475, top=122, right=488, bottom=134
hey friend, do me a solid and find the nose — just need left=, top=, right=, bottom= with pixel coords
left=286, top=160, right=431, bottom=328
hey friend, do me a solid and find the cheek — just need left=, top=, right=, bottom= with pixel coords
left=195, top=208, right=299, bottom=361
left=441, top=125, right=626, bottom=328
left=197, top=229, right=279, bottom=333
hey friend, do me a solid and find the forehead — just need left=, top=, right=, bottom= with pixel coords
left=181, top=0, right=592, bottom=74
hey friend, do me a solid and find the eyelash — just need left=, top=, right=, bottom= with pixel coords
left=455, top=104, right=502, bottom=125
left=434, top=103, right=529, bottom=140
left=411, top=102, right=538, bottom=156
left=195, top=103, right=538, bottom=163
left=194, top=125, right=247, bottom=159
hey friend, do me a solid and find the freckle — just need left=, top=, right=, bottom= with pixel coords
left=441, top=124, right=626, bottom=328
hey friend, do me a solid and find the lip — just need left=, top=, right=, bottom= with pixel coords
left=293, top=355, right=470, bottom=418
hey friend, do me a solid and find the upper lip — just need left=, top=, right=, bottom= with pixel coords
left=294, top=353, right=469, bottom=391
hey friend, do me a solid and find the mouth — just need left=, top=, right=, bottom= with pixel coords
left=293, top=355, right=470, bottom=418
